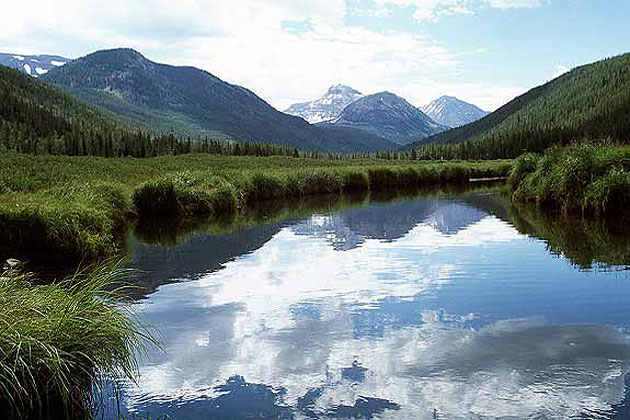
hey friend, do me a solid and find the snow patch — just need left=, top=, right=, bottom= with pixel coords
left=35, top=67, right=48, bottom=75
left=51, top=60, right=66, bottom=66
left=13, top=55, right=24, bottom=61
left=23, top=64, right=32, bottom=75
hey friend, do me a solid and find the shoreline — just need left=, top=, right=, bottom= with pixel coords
left=0, top=153, right=512, bottom=266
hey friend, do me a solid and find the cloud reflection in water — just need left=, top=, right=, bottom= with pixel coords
left=119, top=197, right=630, bottom=420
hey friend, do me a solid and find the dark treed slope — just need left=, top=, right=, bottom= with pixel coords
left=409, top=53, right=630, bottom=159
left=0, top=64, right=133, bottom=155
left=0, top=65, right=304, bottom=158
left=412, top=54, right=630, bottom=158
left=42, top=48, right=396, bottom=152
left=320, top=92, right=447, bottom=146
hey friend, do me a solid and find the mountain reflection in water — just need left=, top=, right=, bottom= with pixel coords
left=106, top=191, right=630, bottom=420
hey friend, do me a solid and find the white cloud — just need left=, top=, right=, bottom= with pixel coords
left=0, top=0, right=528, bottom=112
left=551, top=64, right=571, bottom=79
left=375, top=0, right=544, bottom=21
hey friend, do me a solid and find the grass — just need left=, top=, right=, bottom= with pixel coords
left=0, top=153, right=512, bottom=263
left=0, top=263, right=154, bottom=420
left=508, top=142, right=630, bottom=215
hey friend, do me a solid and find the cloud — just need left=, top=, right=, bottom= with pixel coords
left=0, top=0, right=527, bottom=113
left=374, top=0, right=544, bottom=21
left=551, top=64, right=571, bottom=79
left=123, top=213, right=630, bottom=419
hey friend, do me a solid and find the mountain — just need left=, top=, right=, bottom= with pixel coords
left=421, top=96, right=489, bottom=128
left=284, top=84, right=363, bottom=123
left=42, top=48, right=395, bottom=152
left=320, top=92, right=447, bottom=145
left=410, top=53, right=630, bottom=156
left=0, top=52, right=69, bottom=77
left=0, top=64, right=143, bottom=155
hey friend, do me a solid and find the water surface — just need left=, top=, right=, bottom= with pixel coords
left=107, top=191, right=630, bottom=420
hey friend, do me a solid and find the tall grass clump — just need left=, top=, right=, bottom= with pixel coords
left=0, top=263, right=154, bottom=420
left=340, top=171, right=369, bottom=193
left=133, top=171, right=240, bottom=217
left=0, top=183, right=130, bottom=263
left=509, top=141, right=630, bottom=214
left=368, top=168, right=400, bottom=191
left=507, top=153, right=540, bottom=190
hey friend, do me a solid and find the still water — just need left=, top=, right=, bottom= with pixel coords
left=107, top=190, right=630, bottom=420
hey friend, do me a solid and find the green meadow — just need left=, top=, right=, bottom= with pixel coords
left=0, top=153, right=512, bottom=263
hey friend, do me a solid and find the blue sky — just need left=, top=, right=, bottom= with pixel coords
left=1, top=0, right=628, bottom=111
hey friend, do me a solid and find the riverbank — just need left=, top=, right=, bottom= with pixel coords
left=0, top=263, right=150, bottom=420
left=508, top=142, right=630, bottom=214
left=0, top=153, right=512, bottom=264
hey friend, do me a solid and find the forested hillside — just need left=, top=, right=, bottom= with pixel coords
left=0, top=65, right=135, bottom=156
left=0, top=65, right=304, bottom=158
left=411, top=53, right=630, bottom=159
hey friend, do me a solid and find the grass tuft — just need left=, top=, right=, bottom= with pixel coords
left=0, top=263, right=155, bottom=420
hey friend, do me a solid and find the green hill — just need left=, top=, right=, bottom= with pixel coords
left=410, top=53, right=630, bottom=159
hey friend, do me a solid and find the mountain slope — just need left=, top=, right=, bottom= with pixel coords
left=284, top=84, right=363, bottom=123
left=320, top=92, right=446, bottom=145
left=421, top=96, right=489, bottom=128
left=0, top=53, right=69, bottom=77
left=0, top=65, right=132, bottom=154
left=411, top=53, right=630, bottom=155
left=43, top=48, right=395, bottom=152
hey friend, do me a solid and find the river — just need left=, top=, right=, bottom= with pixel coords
left=101, top=189, right=630, bottom=420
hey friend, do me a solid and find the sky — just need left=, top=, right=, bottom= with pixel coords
left=0, top=0, right=628, bottom=111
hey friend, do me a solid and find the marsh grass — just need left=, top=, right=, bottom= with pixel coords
left=0, top=263, right=155, bottom=420
left=0, top=153, right=511, bottom=262
left=509, top=142, right=630, bottom=214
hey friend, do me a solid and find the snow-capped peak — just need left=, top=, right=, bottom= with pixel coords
left=421, top=95, right=489, bottom=128
left=284, top=84, right=363, bottom=124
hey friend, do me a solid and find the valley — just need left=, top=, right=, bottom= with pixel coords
left=1, top=17, right=630, bottom=420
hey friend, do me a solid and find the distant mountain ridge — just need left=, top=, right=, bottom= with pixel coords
left=321, top=91, right=447, bottom=145
left=421, top=96, right=489, bottom=128
left=42, top=48, right=396, bottom=152
left=409, top=53, right=630, bottom=156
left=284, top=84, right=364, bottom=123
left=0, top=52, right=70, bottom=77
